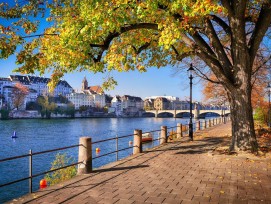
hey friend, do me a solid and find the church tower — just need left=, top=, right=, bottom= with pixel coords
left=81, top=76, right=88, bottom=91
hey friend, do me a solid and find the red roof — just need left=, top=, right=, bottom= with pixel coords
left=89, top=86, right=104, bottom=94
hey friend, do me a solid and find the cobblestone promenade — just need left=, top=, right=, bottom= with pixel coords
left=8, top=123, right=271, bottom=204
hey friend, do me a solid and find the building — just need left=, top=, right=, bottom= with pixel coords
left=171, top=100, right=191, bottom=110
left=9, top=75, right=73, bottom=96
left=145, top=96, right=179, bottom=101
left=154, top=97, right=170, bottom=110
left=110, top=95, right=144, bottom=116
left=144, top=98, right=154, bottom=110
left=120, top=95, right=144, bottom=115
left=81, top=77, right=106, bottom=108
left=111, top=96, right=122, bottom=116
left=67, top=77, right=106, bottom=110
left=66, top=92, right=94, bottom=110
left=105, top=95, right=113, bottom=108
left=121, top=95, right=144, bottom=110
left=145, top=96, right=196, bottom=110
left=0, top=75, right=73, bottom=109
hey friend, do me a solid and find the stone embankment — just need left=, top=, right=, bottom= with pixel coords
left=8, top=123, right=271, bottom=204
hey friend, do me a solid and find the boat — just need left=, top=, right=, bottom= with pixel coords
left=11, top=131, right=18, bottom=138
left=142, top=132, right=153, bottom=143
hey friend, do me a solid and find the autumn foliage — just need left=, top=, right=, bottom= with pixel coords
left=12, top=83, right=29, bottom=110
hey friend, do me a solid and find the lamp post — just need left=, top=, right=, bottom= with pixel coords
left=267, top=83, right=271, bottom=128
left=187, top=64, right=194, bottom=141
left=223, top=100, right=226, bottom=124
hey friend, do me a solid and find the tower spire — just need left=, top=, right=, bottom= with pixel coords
left=81, top=76, right=88, bottom=91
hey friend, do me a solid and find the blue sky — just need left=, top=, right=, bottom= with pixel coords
left=0, top=56, right=204, bottom=101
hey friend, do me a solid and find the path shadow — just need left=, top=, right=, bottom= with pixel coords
left=176, top=150, right=205, bottom=154
left=146, top=136, right=229, bottom=155
left=92, top=165, right=149, bottom=173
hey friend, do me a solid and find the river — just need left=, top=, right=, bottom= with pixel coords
left=0, top=117, right=208, bottom=203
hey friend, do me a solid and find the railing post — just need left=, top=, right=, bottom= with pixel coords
left=197, top=121, right=200, bottom=130
left=204, top=120, right=207, bottom=129
left=160, top=126, right=167, bottom=145
left=177, top=123, right=182, bottom=138
left=116, top=135, right=118, bottom=161
left=209, top=119, right=211, bottom=127
left=78, top=137, right=92, bottom=175
left=29, top=149, right=32, bottom=193
left=133, top=129, right=142, bottom=154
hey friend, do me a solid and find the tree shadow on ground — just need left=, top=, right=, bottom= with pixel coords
left=147, top=136, right=230, bottom=155
left=92, top=165, right=149, bottom=173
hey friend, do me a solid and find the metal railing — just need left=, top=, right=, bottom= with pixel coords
left=92, top=133, right=136, bottom=161
left=0, top=144, right=81, bottom=193
left=0, top=116, right=230, bottom=195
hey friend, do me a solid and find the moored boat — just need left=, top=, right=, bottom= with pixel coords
left=142, top=132, right=153, bottom=143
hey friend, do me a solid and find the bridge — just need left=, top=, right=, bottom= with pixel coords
left=144, top=109, right=230, bottom=118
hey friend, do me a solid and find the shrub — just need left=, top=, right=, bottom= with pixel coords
left=0, top=109, right=9, bottom=120
left=254, top=107, right=267, bottom=126
left=44, top=153, right=77, bottom=186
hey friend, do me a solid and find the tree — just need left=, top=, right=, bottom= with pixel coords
left=65, top=102, right=75, bottom=118
left=79, top=105, right=88, bottom=113
left=37, top=95, right=57, bottom=119
left=203, top=63, right=269, bottom=109
left=2, top=1, right=271, bottom=152
left=26, top=101, right=41, bottom=110
left=11, top=83, right=29, bottom=110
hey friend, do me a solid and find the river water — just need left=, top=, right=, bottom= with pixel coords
left=0, top=117, right=207, bottom=203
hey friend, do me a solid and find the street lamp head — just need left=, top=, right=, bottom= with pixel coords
left=187, top=63, right=195, bottom=78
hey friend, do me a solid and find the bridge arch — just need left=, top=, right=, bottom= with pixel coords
left=142, top=112, right=155, bottom=117
left=224, top=112, right=231, bottom=117
left=157, top=112, right=174, bottom=118
left=198, top=112, right=220, bottom=118
left=175, top=112, right=193, bottom=118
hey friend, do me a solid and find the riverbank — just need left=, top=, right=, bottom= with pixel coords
left=8, top=122, right=271, bottom=204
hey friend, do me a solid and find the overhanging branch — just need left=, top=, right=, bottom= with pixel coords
left=88, top=23, right=158, bottom=62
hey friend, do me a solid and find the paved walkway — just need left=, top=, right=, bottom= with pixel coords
left=8, top=123, right=271, bottom=204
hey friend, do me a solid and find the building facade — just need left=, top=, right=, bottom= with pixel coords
left=111, top=96, right=122, bottom=116
left=66, top=92, right=95, bottom=110
left=144, top=98, right=154, bottom=110
left=67, top=77, right=106, bottom=110
left=0, top=75, right=73, bottom=109
left=154, top=97, right=170, bottom=110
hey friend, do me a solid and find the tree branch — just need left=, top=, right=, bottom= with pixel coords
left=137, top=42, right=151, bottom=54
left=252, top=54, right=271, bottom=76
left=248, top=3, right=271, bottom=63
left=204, top=19, right=233, bottom=76
left=194, top=67, right=221, bottom=84
left=210, top=15, right=231, bottom=35
left=87, top=23, right=158, bottom=62
left=171, top=45, right=194, bottom=61
left=221, top=0, right=234, bottom=17
left=21, top=33, right=58, bottom=39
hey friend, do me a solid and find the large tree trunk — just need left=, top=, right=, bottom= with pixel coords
left=226, top=82, right=258, bottom=152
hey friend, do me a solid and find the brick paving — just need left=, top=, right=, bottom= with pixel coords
left=8, top=123, right=271, bottom=204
